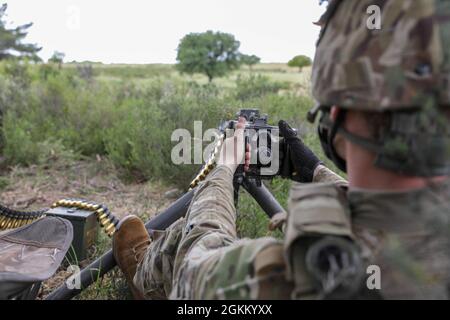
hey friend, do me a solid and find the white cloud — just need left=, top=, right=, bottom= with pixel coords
left=5, top=0, right=326, bottom=63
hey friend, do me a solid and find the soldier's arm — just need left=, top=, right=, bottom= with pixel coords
left=312, top=164, right=348, bottom=187
left=168, top=165, right=243, bottom=298
left=134, top=164, right=242, bottom=299
left=171, top=164, right=294, bottom=299
left=181, top=165, right=238, bottom=242
left=176, top=117, right=248, bottom=247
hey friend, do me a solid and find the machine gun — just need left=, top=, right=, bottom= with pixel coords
left=189, top=108, right=294, bottom=206
left=190, top=108, right=294, bottom=185
left=0, top=108, right=288, bottom=300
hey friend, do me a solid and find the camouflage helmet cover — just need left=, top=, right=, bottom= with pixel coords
left=312, top=0, right=450, bottom=111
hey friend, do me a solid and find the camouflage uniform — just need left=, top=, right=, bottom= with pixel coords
left=135, top=165, right=342, bottom=299
left=135, top=164, right=450, bottom=299
left=134, top=0, right=450, bottom=299
left=349, top=180, right=450, bottom=299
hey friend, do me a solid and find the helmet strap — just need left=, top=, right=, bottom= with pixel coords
left=319, top=109, right=385, bottom=173
left=318, top=108, right=347, bottom=172
left=328, top=110, right=348, bottom=172
left=336, top=126, right=383, bottom=155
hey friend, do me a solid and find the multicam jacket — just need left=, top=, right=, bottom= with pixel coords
left=134, top=165, right=450, bottom=299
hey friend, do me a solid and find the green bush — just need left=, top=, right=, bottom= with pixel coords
left=234, top=74, right=289, bottom=101
left=105, top=82, right=235, bottom=186
left=2, top=113, right=76, bottom=165
left=2, top=114, right=40, bottom=165
left=0, top=63, right=117, bottom=158
left=0, top=60, right=33, bottom=87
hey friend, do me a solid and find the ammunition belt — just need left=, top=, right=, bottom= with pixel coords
left=51, top=199, right=119, bottom=237
left=189, top=133, right=225, bottom=190
left=0, top=204, right=47, bottom=230
left=0, top=199, right=119, bottom=237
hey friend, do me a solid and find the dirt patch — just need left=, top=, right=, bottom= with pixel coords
left=0, top=157, right=181, bottom=220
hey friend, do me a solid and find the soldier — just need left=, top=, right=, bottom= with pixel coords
left=112, top=0, right=450, bottom=299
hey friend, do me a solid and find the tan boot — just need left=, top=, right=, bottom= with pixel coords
left=113, top=215, right=151, bottom=300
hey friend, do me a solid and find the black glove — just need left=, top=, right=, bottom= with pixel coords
left=279, top=120, right=322, bottom=183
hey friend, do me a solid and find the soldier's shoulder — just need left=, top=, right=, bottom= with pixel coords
left=289, top=181, right=348, bottom=208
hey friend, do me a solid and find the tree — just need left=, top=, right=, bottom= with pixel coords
left=48, top=51, right=65, bottom=69
left=241, top=54, right=260, bottom=71
left=176, top=31, right=241, bottom=82
left=287, top=55, right=312, bottom=72
left=0, top=3, right=41, bottom=60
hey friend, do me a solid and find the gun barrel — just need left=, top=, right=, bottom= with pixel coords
left=242, top=178, right=285, bottom=217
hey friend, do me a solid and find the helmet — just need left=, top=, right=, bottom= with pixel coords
left=309, top=0, right=450, bottom=176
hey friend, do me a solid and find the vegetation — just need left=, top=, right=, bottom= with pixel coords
left=288, top=54, right=312, bottom=72
left=0, top=3, right=41, bottom=61
left=48, top=51, right=65, bottom=69
left=176, top=30, right=242, bottom=82
left=240, top=54, right=260, bottom=70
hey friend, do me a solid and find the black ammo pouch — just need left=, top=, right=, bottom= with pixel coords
left=284, top=182, right=363, bottom=299
left=0, top=217, right=73, bottom=299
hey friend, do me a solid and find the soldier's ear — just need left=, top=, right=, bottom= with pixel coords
left=330, top=106, right=340, bottom=121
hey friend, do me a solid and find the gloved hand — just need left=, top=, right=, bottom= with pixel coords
left=279, top=120, right=322, bottom=183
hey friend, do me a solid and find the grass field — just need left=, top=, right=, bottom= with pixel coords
left=0, top=61, right=340, bottom=299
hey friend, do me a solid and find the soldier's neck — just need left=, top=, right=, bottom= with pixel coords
left=346, top=142, right=448, bottom=191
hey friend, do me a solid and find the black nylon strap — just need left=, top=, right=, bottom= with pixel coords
left=337, top=126, right=383, bottom=154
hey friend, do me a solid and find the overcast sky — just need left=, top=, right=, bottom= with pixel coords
left=5, top=0, right=326, bottom=64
